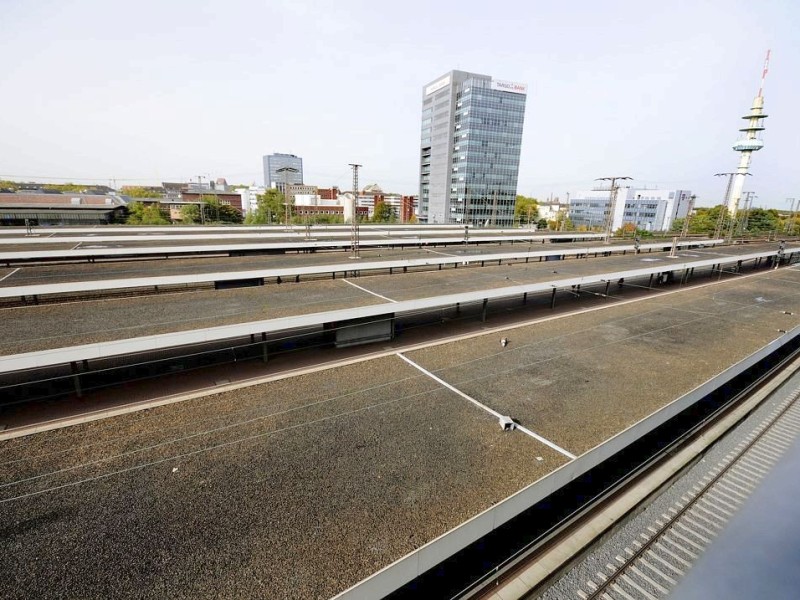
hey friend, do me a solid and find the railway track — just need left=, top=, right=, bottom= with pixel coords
left=453, top=342, right=799, bottom=600
left=579, top=383, right=800, bottom=600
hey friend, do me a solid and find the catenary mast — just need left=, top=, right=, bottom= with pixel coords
left=728, top=50, right=770, bottom=215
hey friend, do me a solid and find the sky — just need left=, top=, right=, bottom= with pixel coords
left=2, top=0, right=799, bottom=208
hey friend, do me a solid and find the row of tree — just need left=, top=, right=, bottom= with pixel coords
left=0, top=180, right=100, bottom=193
left=125, top=196, right=243, bottom=225
left=514, top=195, right=550, bottom=229
left=119, top=186, right=164, bottom=198
left=125, top=194, right=797, bottom=234
left=670, top=205, right=785, bottom=235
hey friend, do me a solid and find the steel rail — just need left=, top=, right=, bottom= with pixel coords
left=462, top=344, right=800, bottom=600
left=583, top=379, right=800, bottom=599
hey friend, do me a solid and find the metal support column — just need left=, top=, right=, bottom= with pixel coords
left=71, top=361, right=83, bottom=398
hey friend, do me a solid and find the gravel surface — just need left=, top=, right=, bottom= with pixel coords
left=0, top=280, right=384, bottom=355
left=2, top=245, right=780, bottom=355
left=0, top=356, right=564, bottom=600
left=0, top=232, right=582, bottom=254
left=1, top=263, right=797, bottom=598
left=405, top=267, right=800, bottom=456
left=0, top=239, right=656, bottom=288
left=0, top=248, right=430, bottom=286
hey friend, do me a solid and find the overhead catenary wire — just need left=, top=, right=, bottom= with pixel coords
left=3, top=262, right=798, bottom=496
left=0, top=387, right=444, bottom=505
left=5, top=283, right=793, bottom=501
left=0, top=370, right=436, bottom=484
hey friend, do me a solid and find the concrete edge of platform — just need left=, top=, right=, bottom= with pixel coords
left=330, top=327, right=800, bottom=600
left=485, top=356, right=800, bottom=600
left=2, top=246, right=791, bottom=374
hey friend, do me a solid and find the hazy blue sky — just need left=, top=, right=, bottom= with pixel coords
left=2, top=0, right=798, bottom=207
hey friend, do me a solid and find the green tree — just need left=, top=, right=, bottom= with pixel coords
left=671, top=205, right=726, bottom=235
left=180, top=204, right=200, bottom=224
left=200, top=195, right=243, bottom=224
left=42, top=183, right=86, bottom=193
left=371, top=201, right=396, bottom=223
left=245, top=189, right=285, bottom=224
left=125, top=202, right=169, bottom=225
left=536, top=218, right=548, bottom=230
left=315, top=214, right=344, bottom=224
left=0, top=180, right=21, bottom=191
left=121, top=186, right=164, bottom=198
left=0, top=180, right=94, bottom=193
left=744, top=208, right=779, bottom=233
left=552, top=211, right=573, bottom=231
left=514, top=195, right=539, bottom=225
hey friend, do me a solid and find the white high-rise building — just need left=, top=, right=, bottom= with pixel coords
left=419, top=70, right=527, bottom=226
left=568, top=188, right=692, bottom=232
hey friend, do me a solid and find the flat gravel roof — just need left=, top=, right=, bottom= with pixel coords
left=1, top=268, right=799, bottom=598
left=0, top=239, right=659, bottom=288
left=0, top=279, right=385, bottom=355
left=0, top=357, right=566, bottom=600
left=0, top=243, right=784, bottom=356
left=406, top=268, right=800, bottom=455
left=0, top=233, right=604, bottom=259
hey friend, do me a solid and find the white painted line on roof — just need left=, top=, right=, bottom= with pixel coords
left=396, top=352, right=576, bottom=459
left=0, top=248, right=788, bottom=374
left=396, top=353, right=504, bottom=417
left=0, top=240, right=729, bottom=300
left=426, top=248, right=457, bottom=257
left=514, top=424, right=576, bottom=459
left=0, top=268, right=20, bottom=282
left=342, top=278, right=397, bottom=303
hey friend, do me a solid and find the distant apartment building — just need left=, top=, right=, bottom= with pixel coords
left=286, top=184, right=318, bottom=204
left=357, top=184, right=418, bottom=221
left=319, top=187, right=340, bottom=200
left=179, top=190, right=244, bottom=213
left=263, top=153, right=303, bottom=190
left=537, top=199, right=568, bottom=223
left=238, top=185, right=267, bottom=214
left=568, top=188, right=692, bottom=232
left=400, top=195, right=417, bottom=223
left=419, top=70, right=527, bottom=226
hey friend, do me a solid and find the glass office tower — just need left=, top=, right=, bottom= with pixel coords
left=263, top=153, right=304, bottom=189
left=419, top=70, right=527, bottom=226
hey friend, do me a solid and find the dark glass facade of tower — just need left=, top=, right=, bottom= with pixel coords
left=263, top=153, right=303, bottom=189
left=419, top=71, right=526, bottom=226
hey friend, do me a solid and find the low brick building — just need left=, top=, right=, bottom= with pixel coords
left=0, top=192, right=128, bottom=225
